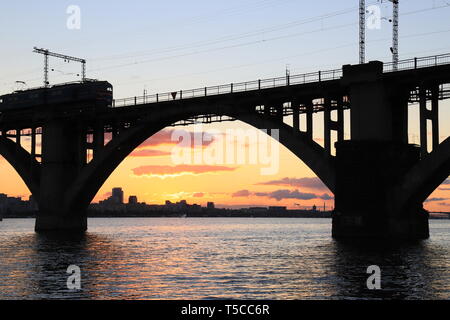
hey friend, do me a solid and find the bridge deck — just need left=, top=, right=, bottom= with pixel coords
left=1, top=53, right=450, bottom=131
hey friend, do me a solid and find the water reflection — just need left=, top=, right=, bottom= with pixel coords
left=0, top=218, right=448, bottom=299
left=0, top=232, right=125, bottom=299
left=329, top=239, right=450, bottom=299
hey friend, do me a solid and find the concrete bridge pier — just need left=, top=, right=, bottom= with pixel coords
left=35, top=120, right=87, bottom=232
left=332, top=141, right=429, bottom=239
left=332, top=61, right=430, bottom=240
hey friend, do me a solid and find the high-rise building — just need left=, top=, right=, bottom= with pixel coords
left=112, top=188, right=124, bottom=204
left=128, top=196, right=138, bottom=204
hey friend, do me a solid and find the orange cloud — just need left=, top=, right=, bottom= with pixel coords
left=129, top=149, right=171, bottom=157
left=256, top=190, right=333, bottom=201
left=193, top=192, right=205, bottom=198
left=437, top=202, right=450, bottom=207
left=132, top=164, right=237, bottom=177
left=257, top=177, right=329, bottom=191
left=232, top=190, right=251, bottom=197
left=232, top=189, right=333, bottom=201
left=137, top=129, right=217, bottom=149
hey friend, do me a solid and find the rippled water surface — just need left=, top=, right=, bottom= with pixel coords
left=0, top=218, right=449, bottom=299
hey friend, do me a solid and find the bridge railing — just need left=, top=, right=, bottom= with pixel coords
left=384, top=53, right=450, bottom=72
left=112, top=68, right=343, bottom=108
left=112, top=53, right=450, bottom=108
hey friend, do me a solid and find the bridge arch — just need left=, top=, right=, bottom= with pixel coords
left=395, top=137, right=450, bottom=211
left=0, top=136, right=41, bottom=199
left=65, top=104, right=336, bottom=211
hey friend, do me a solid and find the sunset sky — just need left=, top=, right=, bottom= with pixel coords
left=1, top=0, right=450, bottom=211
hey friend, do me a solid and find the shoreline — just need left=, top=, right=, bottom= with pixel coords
left=1, top=215, right=448, bottom=220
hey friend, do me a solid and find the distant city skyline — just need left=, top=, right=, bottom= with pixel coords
left=94, top=187, right=330, bottom=211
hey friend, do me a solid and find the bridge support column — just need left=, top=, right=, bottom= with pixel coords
left=333, top=141, right=428, bottom=239
left=419, top=85, right=440, bottom=156
left=333, top=61, right=429, bottom=239
left=275, top=103, right=284, bottom=123
left=306, top=103, right=313, bottom=139
left=323, top=97, right=345, bottom=154
left=323, top=98, right=331, bottom=153
left=292, top=102, right=299, bottom=132
left=93, top=122, right=105, bottom=158
left=35, top=120, right=87, bottom=232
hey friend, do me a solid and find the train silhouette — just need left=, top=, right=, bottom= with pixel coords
left=0, top=80, right=113, bottom=112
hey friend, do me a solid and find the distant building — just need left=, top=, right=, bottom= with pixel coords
left=248, top=207, right=268, bottom=213
left=112, top=188, right=124, bottom=204
left=94, top=187, right=127, bottom=212
left=28, top=195, right=38, bottom=211
left=128, top=196, right=138, bottom=204
left=312, top=204, right=317, bottom=211
left=0, top=193, right=6, bottom=215
left=269, top=206, right=287, bottom=211
left=0, top=193, right=36, bottom=215
left=207, top=202, right=215, bottom=209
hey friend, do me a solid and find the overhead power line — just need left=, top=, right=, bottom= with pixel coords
left=2, top=1, right=448, bottom=87
left=32, top=47, right=86, bottom=87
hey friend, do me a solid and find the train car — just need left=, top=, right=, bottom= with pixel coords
left=0, top=80, right=113, bottom=112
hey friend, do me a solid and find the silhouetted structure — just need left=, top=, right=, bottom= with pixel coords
left=128, top=195, right=138, bottom=204
left=112, top=188, right=124, bottom=204
left=1, top=53, right=450, bottom=239
left=0, top=193, right=37, bottom=216
left=88, top=193, right=330, bottom=218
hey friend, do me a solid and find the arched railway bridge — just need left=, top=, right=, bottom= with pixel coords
left=1, top=53, right=450, bottom=239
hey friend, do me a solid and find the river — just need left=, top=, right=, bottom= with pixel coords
left=0, top=218, right=448, bottom=299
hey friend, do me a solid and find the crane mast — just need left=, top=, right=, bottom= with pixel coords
left=33, top=47, right=86, bottom=88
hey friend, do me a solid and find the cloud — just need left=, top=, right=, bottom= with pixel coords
left=425, top=197, right=449, bottom=202
left=319, top=193, right=334, bottom=200
left=257, top=177, right=328, bottom=191
left=137, top=129, right=217, bottom=149
left=101, top=192, right=112, bottom=199
left=442, top=179, right=450, bottom=185
left=137, top=129, right=178, bottom=147
left=437, top=202, right=450, bottom=207
left=256, top=189, right=332, bottom=201
left=232, top=190, right=251, bottom=197
left=193, top=192, right=204, bottom=198
left=129, top=149, right=172, bottom=157
left=232, top=189, right=333, bottom=201
left=132, top=164, right=236, bottom=177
